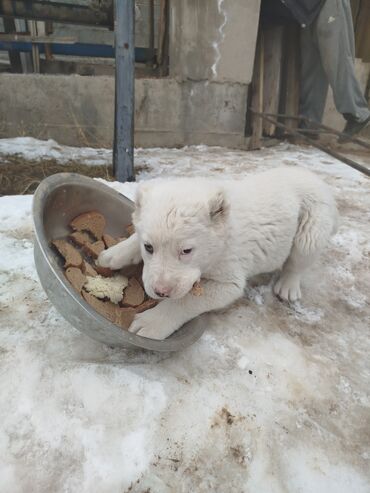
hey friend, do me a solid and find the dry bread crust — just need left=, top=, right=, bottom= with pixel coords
left=70, top=211, right=106, bottom=239
left=52, top=239, right=83, bottom=268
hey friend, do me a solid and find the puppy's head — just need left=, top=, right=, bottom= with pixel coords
left=133, top=180, right=229, bottom=299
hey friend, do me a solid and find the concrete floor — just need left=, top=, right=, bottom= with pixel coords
left=0, top=141, right=369, bottom=492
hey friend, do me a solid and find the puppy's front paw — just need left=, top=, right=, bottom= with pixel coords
left=129, top=305, right=179, bottom=340
left=97, top=242, right=127, bottom=269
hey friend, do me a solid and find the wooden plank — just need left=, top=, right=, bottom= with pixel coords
left=353, top=2, right=370, bottom=62
left=278, top=24, right=300, bottom=134
left=113, top=0, right=135, bottom=182
left=29, top=20, right=40, bottom=73
left=2, top=18, right=22, bottom=73
left=262, top=25, right=283, bottom=136
left=0, top=34, right=77, bottom=44
left=0, top=1, right=113, bottom=28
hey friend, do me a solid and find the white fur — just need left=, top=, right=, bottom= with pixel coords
left=98, top=167, right=338, bottom=340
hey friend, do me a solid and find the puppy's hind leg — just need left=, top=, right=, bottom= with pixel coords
left=274, top=203, right=336, bottom=302
left=274, top=248, right=318, bottom=302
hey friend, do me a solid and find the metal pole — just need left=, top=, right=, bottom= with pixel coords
left=113, top=0, right=135, bottom=182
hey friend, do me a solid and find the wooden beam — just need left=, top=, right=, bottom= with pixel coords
left=277, top=24, right=300, bottom=135
left=0, top=0, right=113, bottom=28
left=3, top=18, right=22, bottom=73
left=262, top=26, right=284, bottom=136
left=0, top=33, right=77, bottom=44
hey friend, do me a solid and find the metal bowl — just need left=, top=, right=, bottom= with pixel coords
left=32, top=173, right=205, bottom=351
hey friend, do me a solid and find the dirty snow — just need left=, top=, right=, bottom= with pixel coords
left=0, top=138, right=369, bottom=493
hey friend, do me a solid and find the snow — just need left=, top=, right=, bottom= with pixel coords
left=0, top=137, right=112, bottom=165
left=0, top=138, right=369, bottom=493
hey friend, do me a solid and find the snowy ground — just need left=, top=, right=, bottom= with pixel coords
left=0, top=138, right=369, bottom=493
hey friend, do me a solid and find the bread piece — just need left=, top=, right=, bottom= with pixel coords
left=191, top=281, right=204, bottom=296
left=102, top=234, right=118, bottom=248
left=52, top=239, right=82, bottom=268
left=121, top=262, right=143, bottom=280
left=82, top=290, right=117, bottom=323
left=122, top=277, right=145, bottom=307
left=69, top=231, right=92, bottom=248
left=95, top=265, right=114, bottom=277
left=135, top=298, right=158, bottom=313
left=126, top=223, right=135, bottom=236
left=82, top=291, right=135, bottom=330
left=70, top=211, right=106, bottom=239
left=82, top=261, right=98, bottom=277
left=65, top=267, right=86, bottom=293
left=83, top=240, right=105, bottom=259
left=115, top=307, right=136, bottom=329
left=84, top=274, right=129, bottom=304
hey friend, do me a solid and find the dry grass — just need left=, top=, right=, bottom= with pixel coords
left=0, top=155, right=114, bottom=195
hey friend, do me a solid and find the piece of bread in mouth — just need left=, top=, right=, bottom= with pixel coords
left=70, top=211, right=106, bottom=240
left=126, top=223, right=135, bottom=236
left=190, top=281, right=204, bottom=296
left=51, top=239, right=83, bottom=268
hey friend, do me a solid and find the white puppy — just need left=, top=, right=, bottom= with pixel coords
left=98, top=167, right=338, bottom=340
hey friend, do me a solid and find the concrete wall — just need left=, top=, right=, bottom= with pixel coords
left=170, top=0, right=260, bottom=84
left=0, top=1, right=260, bottom=149
left=0, top=74, right=248, bottom=148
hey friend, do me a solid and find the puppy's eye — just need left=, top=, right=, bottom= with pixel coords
left=144, top=243, right=153, bottom=254
left=181, top=248, right=193, bottom=255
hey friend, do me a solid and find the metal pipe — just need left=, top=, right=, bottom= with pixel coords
left=251, top=110, right=370, bottom=178
left=113, top=0, right=135, bottom=182
left=0, top=40, right=154, bottom=63
left=0, top=0, right=113, bottom=28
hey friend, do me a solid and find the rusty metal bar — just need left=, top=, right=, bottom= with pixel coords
left=262, top=111, right=370, bottom=151
left=0, top=0, right=113, bottom=28
left=251, top=110, right=370, bottom=178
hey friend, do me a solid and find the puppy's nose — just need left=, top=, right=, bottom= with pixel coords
left=154, top=285, right=172, bottom=298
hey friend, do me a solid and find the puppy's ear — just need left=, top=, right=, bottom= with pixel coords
left=132, top=183, right=149, bottom=223
left=208, top=190, right=229, bottom=222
